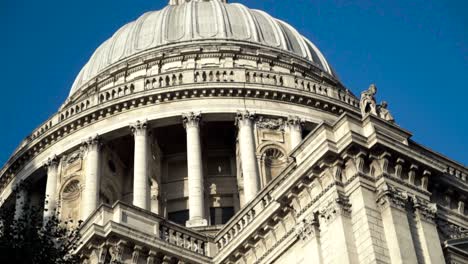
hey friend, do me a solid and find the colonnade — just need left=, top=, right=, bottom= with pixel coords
left=14, top=112, right=304, bottom=227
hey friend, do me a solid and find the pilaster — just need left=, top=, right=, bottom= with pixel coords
left=376, top=184, right=418, bottom=264
left=412, top=198, right=446, bottom=264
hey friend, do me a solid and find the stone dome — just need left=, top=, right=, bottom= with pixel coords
left=70, top=0, right=335, bottom=97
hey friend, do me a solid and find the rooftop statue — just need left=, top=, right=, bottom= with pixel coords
left=360, top=84, right=378, bottom=116
left=378, top=101, right=395, bottom=123
left=360, top=84, right=395, bottom=123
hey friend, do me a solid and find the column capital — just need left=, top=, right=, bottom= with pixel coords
left=235, top=110, right=255, bottom=127
left=81, top=134, right=101, bottom=149
left=376, top=183, right=409, bottom=211
left=130, top=120, right=148, bottom=136
left=182, top=112, right=201, bottom=128
left=287, top=116, right=305, bottom=127
left=44, top=155, right=60, bottom=169
left=319, top=195, right=352, bottom=223
left=296, top=213, right=320, bottom=241
left=412, top=197, right=437, bottom=222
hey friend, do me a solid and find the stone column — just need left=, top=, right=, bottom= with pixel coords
left=287, top=116, right=304, bottom=150
left=183, top=112, right=207, bottom=227
left=14, top=187, right=28, bottom=221
left=236, top=111, right=260, bottom=203
left=130, top=120, right=150, bottom=210
left=43, top=155, right=60, bottom=222
left=376, top=185, right=418, bottom=264
left=81, top=135, right=102, bottom=220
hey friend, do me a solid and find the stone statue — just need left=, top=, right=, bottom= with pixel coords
left=360, top=84, right=395, bottom=123
left=377, top=101, right=395, bottom=123
left=360, top=84, right=378, bottom=116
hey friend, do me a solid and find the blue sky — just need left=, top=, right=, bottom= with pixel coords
left=1, top=0, right=466, bottom=166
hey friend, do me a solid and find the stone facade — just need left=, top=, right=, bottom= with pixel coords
left=1, top=0, right=467, bottom=263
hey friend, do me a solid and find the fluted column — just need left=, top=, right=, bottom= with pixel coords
left=287, top=116, right=304, bottom=150
left=81, top=135, right=102, bottom=220
left=43, top=155, right=59, bottom=222
left=183, top=112, right=207, bottom=227
left=130, top=120, right=150, bottom=210
left=236, top=111, right=260, bottom=203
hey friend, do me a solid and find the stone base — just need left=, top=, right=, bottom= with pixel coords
left=186, top=218, right=208, bottom=228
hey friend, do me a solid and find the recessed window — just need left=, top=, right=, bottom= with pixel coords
left=168, top=210, right=189, bottom=225
left=210, top=207, right=235, bottom=225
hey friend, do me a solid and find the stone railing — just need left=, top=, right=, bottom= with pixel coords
left=80, top=201, right=211, bottom=257
left=214, top=163, right=296, bottom=252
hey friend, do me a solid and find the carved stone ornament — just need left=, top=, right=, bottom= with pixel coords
left=437, top=219, right=468, bottom=240
left=319, top=196, right=352, bottom=223
left=412, top=197, right=438, bottom=222
left=65, top=150, right=82, bottom=165
left=45, top=155, right=60, bottom=169
left=129, top=120, right=148, bottom=136
left=296, top=214, right=319, bottom=241
left=81, top=134, right=101, bottom=152
left=109, top=242, right=125, bottom=264
left=182, top=112, right=201, bottom=128
left=376, top=183, right=409, bottom=211
left=235, top=110, right=255, bottom=127
left=255, top=116, right=285, bottom=131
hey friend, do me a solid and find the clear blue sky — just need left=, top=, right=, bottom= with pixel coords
left=1, top=0, right=467, bottom=166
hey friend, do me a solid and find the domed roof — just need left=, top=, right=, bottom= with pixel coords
left=70, top=0, right=335, bottom=97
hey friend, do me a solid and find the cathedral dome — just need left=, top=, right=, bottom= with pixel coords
left=70, top=0, right=335, bottom=97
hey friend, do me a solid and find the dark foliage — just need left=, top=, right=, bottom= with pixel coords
left=0, top=189, right=82, bottom=264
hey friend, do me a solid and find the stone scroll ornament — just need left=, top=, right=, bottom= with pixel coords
left=360, top=84, right=395, bottom=123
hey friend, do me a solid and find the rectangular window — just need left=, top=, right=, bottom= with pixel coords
left=210, top=207, right=235, bottom=225
left=168, top=210, right=189, bottom=225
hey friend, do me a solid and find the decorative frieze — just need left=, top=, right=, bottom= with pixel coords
left=437, top=219, right=468, bottom=240
left=255, top=116, right=285, bottom=131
